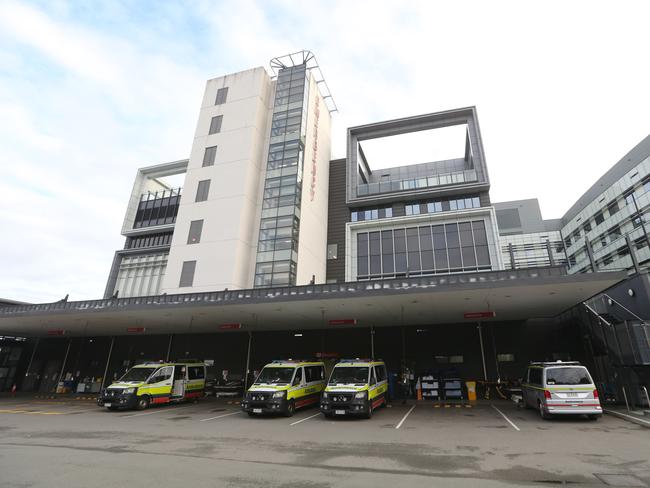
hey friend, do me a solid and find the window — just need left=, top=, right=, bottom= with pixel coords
left=215, top=87, right=229, bottom=105
left=305, top=366, right=324, bottom=382
left=624, top=191, right=636, bottom=207
left=449, top=355, right=464, bottom=364
left=327, top=243, right=338, bottom=260
left=528, top=368, right=542, bottom=385
left=188, top=366, right=205, bottom=380
left=594, top=211, right=604, bottom=225
left=187, top=220, right=204, bottom=244
left=292, top=367, right=303, bottom=385
left=195, top=180, right=211, bottom=202
left=607, top=200, right=619, bottom=217
left=497, top=353, right=515, bottom=362
left=203, top=146, right=217, bottom=167
left=582, top=221, right=592, bottom=233
left=179, top=260, right=196, bottom=287
left=375, top=364, right=387, bottom=382
left=209, top=115, right=223, bottom=134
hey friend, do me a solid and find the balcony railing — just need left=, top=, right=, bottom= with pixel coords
left=357, top=169, right=478, bottom=197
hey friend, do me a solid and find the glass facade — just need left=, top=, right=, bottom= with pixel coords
left=405, top=196, right=481, bottom=216
left=351, top=206, right=393, bottom=222
left=254, top=64, right=309, bottom=287
left=355, top=220, right=491, bottom=280
left=357, top=169, right=478, bottom=197
left=562, top=155, right=650, bottom=273
left=133, top=188, right=181, bottom=228
left=500, top=231, right=567, bottom=269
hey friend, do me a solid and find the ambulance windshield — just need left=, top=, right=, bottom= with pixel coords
left=329, top=367, right=369, bottom=385
left=119, top=367, right=156, bottom=382
left=254, top=367, right=294, bottom=385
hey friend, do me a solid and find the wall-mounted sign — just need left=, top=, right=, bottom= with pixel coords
left=47, top=329, right=66, bottom=336
left=127, top=327, right=146, bottom=333
left=463, top=311, right=496, bottom=319
left=328, top=319, right=357, bottom=326
left=219, top=323, right=242, bottom=330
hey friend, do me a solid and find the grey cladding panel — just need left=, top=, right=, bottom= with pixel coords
left=496, top=208, right=522, bottom=230
left=326, top=159, right=347, bottom=283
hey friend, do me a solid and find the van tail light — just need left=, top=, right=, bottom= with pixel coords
left=593, top=389, right=599, bottom=399
left=543, top=390, right=551, bottom=400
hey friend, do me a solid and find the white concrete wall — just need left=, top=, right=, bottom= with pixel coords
left=296, top=74, right=332, bottom=285
left=161, top=67, right=272, bottom=293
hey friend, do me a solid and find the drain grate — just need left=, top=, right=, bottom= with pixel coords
left=595, top=474, right=647, bottom=487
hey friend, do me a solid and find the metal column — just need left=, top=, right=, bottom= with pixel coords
left=370, top=327, right=375, bottom=359
left=545, top=239, right=555, bottom=266
left=625, top=235, right=641, bottom=273
left=100, top=337, right=115, bottom=390
left=25, top=337, right=40, bottom=379
left=477, top=323, right=488, bottom=381
left=56, top=339, right=73, bottom=388
left=244, top=331, right=253, bottom=391
left=166, top=334, right=174, bottom=361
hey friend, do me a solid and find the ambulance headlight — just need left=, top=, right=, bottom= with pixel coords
left=322, top=392, right=328, bottom=399
left=122, top=388, right=135, bottom=395
left=355, top=391, right=367, bottom=399
left=272, top=391, right=286, bottom=399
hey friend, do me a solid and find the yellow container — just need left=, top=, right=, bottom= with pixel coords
left=466, top=381, right=477, bottom=401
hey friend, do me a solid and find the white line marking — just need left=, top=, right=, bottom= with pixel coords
left=290, top=413, right=321, bottom=426
left=199, top=411, right=240, bottom=422
left=395, top=404, right=416, bottom=429
left=605, top=409, right=650, bottom=426
left=123, top=405, right=194, bottom=418
left=491, top=404, right=521, bottom=431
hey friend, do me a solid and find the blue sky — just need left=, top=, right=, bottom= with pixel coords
left=1, top=0, right=649, bottom=302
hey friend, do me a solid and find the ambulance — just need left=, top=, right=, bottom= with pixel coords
left=320, top=359, right=388, bottom=418
left=98, top=361, right=206, bottom=410
left=241, top=360, right=326, bottom=417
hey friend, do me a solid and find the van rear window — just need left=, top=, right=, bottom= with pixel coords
left=546, top=367, right=592, bottom=386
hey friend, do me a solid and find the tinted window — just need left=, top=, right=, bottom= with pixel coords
left=215, top=87, right=229, bottom=105
left=545, top=367, right=592, bottom=385
left=375, top=365, right=387, bottom=382
left=179, top=260, right=196, bottom=287
left=203, top=146, right=217, bottom=167
left=255, top=367, right=294, bottom=384
left=528, top=368, right=542, bottom=385
left=196, top=180, right=211, bottom=202
left=209, top=115, right=223, bottom=134
left=120, top=367, right=156, bottom=382
left=188, top=366, right=205, bottom=380
left=305, top=365, right=324, bottom=382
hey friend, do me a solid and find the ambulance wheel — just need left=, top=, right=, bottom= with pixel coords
left=284, top=399, right=295, bottom=417
left=247, top=412, right=256, bottom=417
left=587, top=414, right=600, bottom=421
left=136, top=395, right=150, bottom=410
left=107, top=406, right=118, bottom=411
left=538, top=401, right=550, bottom=420
left=364, top=403, right=373, bottom=419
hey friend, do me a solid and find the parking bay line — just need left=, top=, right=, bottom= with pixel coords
left=123, top=405, right=196, bottom=418
left=491, top=404, right=521, bottom=431
left=290, top=413, right=321, bottom=426
left=395, top=404, right=416, bottom=429
left=199, top=411, right=240, bottom=422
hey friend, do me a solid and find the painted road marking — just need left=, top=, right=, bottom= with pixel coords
left=491, top=404, right=521, bottom=431
left=395, top=405, right=416, bottom=429
left=0, top=409, right=65, bottom=415
left=290, top=413, right=321, bottom=426
left=123, top=405, right=195, bottom=418
left=199, top=411, right=240, bottom=422
left=65, top=408, right=102, bottom=414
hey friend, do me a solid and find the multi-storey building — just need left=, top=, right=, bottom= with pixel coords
left=0, top=52, right=646, bottom=401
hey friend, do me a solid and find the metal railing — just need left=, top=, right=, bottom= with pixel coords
left=0, top=266, right=569, bottom=316
left=357, top=169, right=478, bottom=197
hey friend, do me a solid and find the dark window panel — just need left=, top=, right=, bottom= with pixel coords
left=209, top=115, right=223, bottom=135
left=187, top=220, right=204, bottom=244
left=179, top=261, right=196, bottom=287
left=203, top=146, right=217, bottom=167
left=215, top=87, right=229, bottom=105
left=195, top=180, right=211, bottom=202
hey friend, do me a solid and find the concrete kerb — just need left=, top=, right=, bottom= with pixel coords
left=604, top=408, right=650, bottom=428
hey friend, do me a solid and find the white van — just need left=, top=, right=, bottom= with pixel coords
left=521, top=361, right=602, bottom=420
